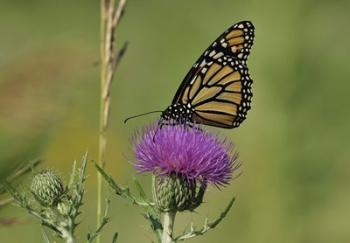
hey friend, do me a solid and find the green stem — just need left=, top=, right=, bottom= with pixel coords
left=162, top=212, right=176, bottom=243
left=97, top=1, right=107, bottom=243
left=58, top=226, right=76, bottom=243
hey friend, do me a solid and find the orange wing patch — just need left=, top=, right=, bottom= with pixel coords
left=189, top=63, right=243, bottom=114
left=225, top=29, right=245, bottom=54
left=196, top=101, right=237, bottom=114
left=228, top=37, right=244, bottom=46
left=216, top=92, right=242, bottom=105
left=224, top=25, right=253, bottom=58
left=226, top=29, right=244, bottom=39
left=189, top=76, right=202, bottom=99
left=192, top=86, right=222, bottom=105
left=181, top=86, right=190, bottom=104
left=215, top=71, right=240, bottom=86
left=207, top=66, right=233, bottom=86
left=226, top=81, right=242, bottom=92
left=202, top=63, right=222, bottom=84
left=195, top=111, right=236, bottom=126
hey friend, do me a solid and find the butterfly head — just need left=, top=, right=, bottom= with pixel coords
left=160, top=103, right=194, bottom=125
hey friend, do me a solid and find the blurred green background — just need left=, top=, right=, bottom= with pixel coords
left=0, top=0, right=349, bottom=242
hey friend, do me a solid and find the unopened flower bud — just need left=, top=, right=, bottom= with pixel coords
left=31, top=170, right=65, bottom=207
left=154, top=173, right=205, bottom=212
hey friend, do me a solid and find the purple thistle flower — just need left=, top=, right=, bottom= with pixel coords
left=133, top=124, right=240, bottom=187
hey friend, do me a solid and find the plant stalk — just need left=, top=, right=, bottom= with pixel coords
left=162, top=212, right=176, bottom=243
left=97, top=1, right=107, bottom=243
left=97, top=1, right=127, bottom=243
left=59, top=226, right=76, bottom=243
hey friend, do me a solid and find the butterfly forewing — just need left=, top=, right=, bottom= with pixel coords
left=171, top=21, right=254, bottom=128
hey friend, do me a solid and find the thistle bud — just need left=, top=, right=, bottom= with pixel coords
left=57, top=199, right=71, bottom=215
left=153, top=173, right=205, bottom=212
left=31, top=170, right=65, bottom=207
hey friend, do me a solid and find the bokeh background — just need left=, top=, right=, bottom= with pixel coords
left=0, top=0, right=349, bottom=242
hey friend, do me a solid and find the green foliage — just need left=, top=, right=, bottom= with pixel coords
left=174, top=197, right=235, bottom=242
left=87, top=199, right=111, bottom=243
left=2, top=153, right=112, bottom=243
left=96, top=163, right=235, bottom=243
left=0, top=159, right=41, bottom=194
left=96, top=162, right=163, bottom=242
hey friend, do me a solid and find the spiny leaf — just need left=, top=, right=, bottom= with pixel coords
left=133, top=177, right=147, bottom=200
left=174, top=196, right=235, bottom=242
left=68, top=160, right=77, bottom=190
left=86, top=199, right=111, bottom=243
left=112, top=232, right=118, bottom=243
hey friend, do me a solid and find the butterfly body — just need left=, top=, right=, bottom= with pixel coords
left=159, top=21, right=255, bottom=129
left=160, top=103, right=194, bottom=126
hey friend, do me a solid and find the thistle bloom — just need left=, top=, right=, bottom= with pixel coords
left=133, top=124, right=240, bottom=212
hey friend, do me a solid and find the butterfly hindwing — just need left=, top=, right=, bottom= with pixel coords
left=182, top=55, right=252, bottom=128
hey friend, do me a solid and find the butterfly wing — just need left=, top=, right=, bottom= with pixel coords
left=172, top=21, right=255, bottom=128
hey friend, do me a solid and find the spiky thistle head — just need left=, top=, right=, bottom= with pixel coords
left=133, top=124, right=240, bottom=212
left=31, top=170, right=66, bottom=207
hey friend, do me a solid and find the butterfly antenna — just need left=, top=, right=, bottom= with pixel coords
left=124, top=110, right=163, bottom=123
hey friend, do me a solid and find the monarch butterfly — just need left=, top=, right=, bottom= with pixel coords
left=160, top=21, right=255, bottom=128
left=126, top=21, right=255, bottom=129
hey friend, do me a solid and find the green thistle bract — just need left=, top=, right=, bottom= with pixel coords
left=153, top=173, right=201, bottom=212
left=31, top=170, right=66, bottom=207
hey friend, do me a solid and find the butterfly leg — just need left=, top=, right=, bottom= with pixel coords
left=153, top=119, right=164, bottom=142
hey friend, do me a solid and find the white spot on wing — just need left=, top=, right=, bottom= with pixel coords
left=213, top=52, right=224, bottom=59
left=200, top=60, right=207, bottom=67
